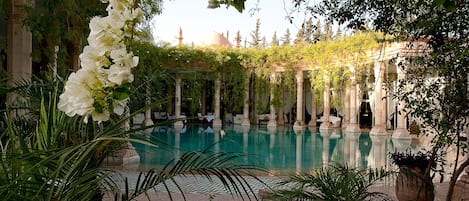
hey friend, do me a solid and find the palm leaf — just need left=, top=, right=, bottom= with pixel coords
left=121, top=149, right=268, bottom=201
left=269, top=165, right=391, bottom=201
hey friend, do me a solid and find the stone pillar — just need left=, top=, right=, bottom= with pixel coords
left=143, top=82, right=154, bottom=126
left=201, top=82, right=207, bottom=115
left=278, top=91, right=285, bottom=125
left=308, top=88, right=317, bottom=127
left=174, top=75, right=184, bottom=127
left=320, top=75, right=332, bottom=130
left=293, top=71, right=304, bottom=129
left=242, top=76, right=250, bottom=127
left=213, top=73, right=222, bottom=127
left=268, top=73, right=277, bottom=128
left=392, top=57, right=411, bottom=140
left=370, top=61, right=388, bottom=135
left=346, top=74, right=361, bottom=133
left=7, top=0, right=33, bottom=111
left=343, top=85, right=351, bottom=128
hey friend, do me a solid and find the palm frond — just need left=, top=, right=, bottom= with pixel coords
left=121, top=150, right=267, bottom=201
left=269, top=165, right=391, bottom=201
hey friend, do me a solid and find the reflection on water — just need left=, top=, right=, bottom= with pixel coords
left=133, top=125, right=419, bottom=175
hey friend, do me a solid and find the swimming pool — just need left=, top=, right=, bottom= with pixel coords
left=133, top=124, right=416, bottom=175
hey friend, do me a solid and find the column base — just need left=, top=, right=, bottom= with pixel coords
left=320, top=121, right=332, bottom=130
left=213, top=119, right=222, bottom=127
left=277, top=119, right=285, bottom=125
left=293, top=120, right=305, bottom=130
left=370, top=126, right=388, bottom=136
left=104, top=142, right=140, bottom=167
left=308, top=119, right=317, bottom=127
left=392, top=128, right=411, bottom=140
left=345, top=123, right=361, bottom=133
left=241, top=119, right=250, bottom=127
left=267, top=119, right=277, bottom=128
left=144, top=118, right=154, bottom=126
left=342, top=122, right=349, bottom=129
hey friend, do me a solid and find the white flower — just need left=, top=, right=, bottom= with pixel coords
left=58, top=0, right=139, bottom=123
left=108, top=64, right=134, bottom=85
left=58, top=70, right=97, bottom=117
left=113, top=99, right=128, bottom=115
left=80, top=46, right=110, bottom=70
left=110, top=48, right=139, bottom=68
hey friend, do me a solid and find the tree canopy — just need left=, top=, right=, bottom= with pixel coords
left=290, top=1, right=468, bottom=200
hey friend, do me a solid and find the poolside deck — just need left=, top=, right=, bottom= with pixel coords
left=102, top=170, right=469, bottom=201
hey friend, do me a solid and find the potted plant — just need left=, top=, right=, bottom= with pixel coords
left=390, top=151, right=436, bottom=201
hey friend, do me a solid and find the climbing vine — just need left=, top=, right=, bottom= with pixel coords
left=129, top=31, right=385, bottom=115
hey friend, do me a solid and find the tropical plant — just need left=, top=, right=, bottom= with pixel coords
left=1, top=1, right=268, bottom=200
left=291, top=1, right=469, bottom=200
left=264, top=165, right=391, bottom=201
left=0, top=95, right=266, bottom=200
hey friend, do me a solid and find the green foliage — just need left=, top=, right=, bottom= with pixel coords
left=0, top=76, right=266, bottom=201
left=120, top=150, right=266, bottom=200
left=266, top=165, right=391, bottom=201
left=390, top=151, right=436, bottom=172
left=298, top=1, right=469, bottom=200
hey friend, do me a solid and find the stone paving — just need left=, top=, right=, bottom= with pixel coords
left=104, top=171, right=400, bottom=201
left=101, top=170, right=469, bottom=200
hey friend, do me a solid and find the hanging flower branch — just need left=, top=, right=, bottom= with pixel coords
left=58, top=0, right=142, bottom=123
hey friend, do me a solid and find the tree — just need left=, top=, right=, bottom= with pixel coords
left=281, top=28, right=291, bottom=46
left=235, top=30, right=242, bottom=48
left=334, top=27, right=343, bottom=39
left=271, top=31, right=279, bottom=47
left=292, top=1, right=469, bottom=200
left=293, top=22, right=305, bottom=44
left=7, top=0, right=163, bottom=76
left=312, top=21, right=322, bottom=42
left=304, top=17, right=315, bottom=44
left=321, top=23, right=333, bottom=41
left=249, top=18, right=262, bottom=48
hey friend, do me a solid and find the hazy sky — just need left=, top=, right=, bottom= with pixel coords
left=151, top=0, right=310, bottom=46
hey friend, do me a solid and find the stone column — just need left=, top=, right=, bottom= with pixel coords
left=268, top=73, right=277, bottom=128
left=370, top=61, right=388, bottom=135
left=293, top=71, right=304, bottom=129
left=242, top=76, right=250, bottom=127
left=174, top=75, right=184, bottom=127
left=143, top=81, right=154, bottom=126
left=343, top=86, right=351, bottom=128
left=7, top=0, right=33, bottom=112
left=278, top=91, right=285, bottom=125
left=308, top=88, right=317, bottom=127
left=213, top=72, right=222, bottom=127
left=320, top=75, right=332, bottom=130
left=346, top=74, right=361, bottom=133
left=392, top=57, right=411, bottom=140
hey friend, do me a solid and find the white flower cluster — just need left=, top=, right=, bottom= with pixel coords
left=58, top=0, right=142, bottom=123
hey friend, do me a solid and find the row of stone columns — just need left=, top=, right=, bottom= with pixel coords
left=170, top=60, right=411, bottom=140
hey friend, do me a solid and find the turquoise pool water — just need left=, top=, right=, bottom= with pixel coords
left=133, top=124, right=414, bottom=175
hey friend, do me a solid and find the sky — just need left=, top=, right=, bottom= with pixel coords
left=151, top=0, right=310, bottom=46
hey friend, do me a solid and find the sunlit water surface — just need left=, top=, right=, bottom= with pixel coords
left=132, top=124, right=419, bottom=175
